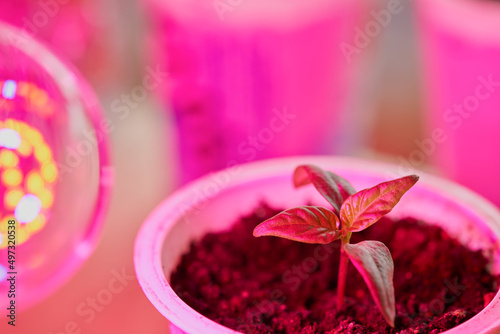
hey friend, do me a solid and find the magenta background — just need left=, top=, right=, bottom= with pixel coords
left=147, top=0, right=364, bottom=183
left=417, top=0, right=500, bottom=207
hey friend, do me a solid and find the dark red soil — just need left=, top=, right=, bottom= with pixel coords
left=171, top=204, right=499, bottom=333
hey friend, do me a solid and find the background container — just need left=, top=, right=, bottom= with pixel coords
left=144, top=0, right=368, bottom=183
left=416, top=0, right=500, bottom=207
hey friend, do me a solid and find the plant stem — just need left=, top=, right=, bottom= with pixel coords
left=337, top=239, right=349, bottom=310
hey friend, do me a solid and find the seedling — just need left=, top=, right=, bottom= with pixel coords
left=253, top=165, right=419, bottom=327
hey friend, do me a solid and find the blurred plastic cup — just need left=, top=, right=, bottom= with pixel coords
left=416, top=0, right=500, bottom=207
left=0, top=21, right=112, bottom=310
left=144, top=0, right=366, bottom=183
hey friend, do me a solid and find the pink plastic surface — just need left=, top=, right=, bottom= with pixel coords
left=416, top=0, right=500, bottom=207
left=0, top=22, right=112, bottom=310
left=145, top=0, right=366, bottom=183
left=135, top=156, right=500, bottom=334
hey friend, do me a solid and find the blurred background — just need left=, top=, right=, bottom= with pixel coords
left=0, top=0, right=499, bottom=332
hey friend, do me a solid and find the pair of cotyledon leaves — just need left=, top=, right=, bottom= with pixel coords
left=253, top=165, right=419, bottom=327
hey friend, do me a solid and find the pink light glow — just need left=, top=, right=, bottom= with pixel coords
left=416, top=0, right=500, bottom=208
left=146, top=0, right=368, bottom=183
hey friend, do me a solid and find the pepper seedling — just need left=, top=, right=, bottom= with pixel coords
left=253, top=165, right=419, bottom=327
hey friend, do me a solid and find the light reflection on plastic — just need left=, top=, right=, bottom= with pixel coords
left=0, top=264, right=6, bottom=282
left=0, top=129, right=21, bottom=149
left=1, top=80, right=54, bottom=118
left=15, top=194, right=42, bottom=224
left=2, top=80, right=17, bottom=100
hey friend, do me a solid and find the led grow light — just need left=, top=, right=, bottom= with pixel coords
left=0, top=22, right=112, bottom=309
left=0, top=111, right=57, bottom=249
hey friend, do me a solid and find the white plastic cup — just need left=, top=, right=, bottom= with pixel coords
left=135, top=156, right=500, bottom=334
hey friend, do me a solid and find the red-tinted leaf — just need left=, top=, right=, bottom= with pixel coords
left=344, top=241, right=395, bottom=327
left=293, top=165, right=356, bottom=214
left=340, top=175, right=419, bottom=232
left=253, top=206, right=341, bottom=244
left=331, top=173, right=356, bottom=201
